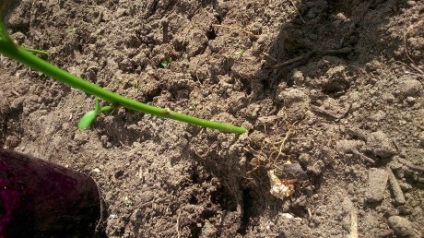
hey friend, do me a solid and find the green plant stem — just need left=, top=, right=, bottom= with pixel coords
left=100, top=105, right=114, bottom=113
left=0, top=24, right=246, bottom=133
left=21, top=46, right=48, bottom=55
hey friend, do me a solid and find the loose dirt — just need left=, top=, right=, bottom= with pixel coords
left=1, top=0, right=423, bottom=237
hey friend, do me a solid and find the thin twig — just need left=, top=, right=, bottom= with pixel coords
left=351, top=149, right=375, bottom=164
left=317, top=47, right=354, bottom=55
left=212, top=24, right=256, bottom=36
left=350, top=205, right=358, bottom=238
left=311, top=104, right=352, bottom=121
left=287, top=0, right=305, bottom=23
left=335, top=103, right=352, bottom=122
left=387, top=167, right=406, bottom=204
left=403, top=19, right=424, bottom=76
left=395, top=60, right=424, bottom=79
left=397, top=158, right=424, bottom=173
left=272, top=51, right=314, bottom=69
left=176, top=212, right=181, bottom=238
left=310, top=105, right=339, bottom=120
left=268, top=130, right=292, bottom=161
left=263, top=52, right=279, bottom=62
left=272, top=47, right=354, bottom=70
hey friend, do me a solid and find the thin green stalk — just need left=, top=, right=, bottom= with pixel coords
left=21, top=46, right=48, bottom=55
left=100, top=105, right=114, bottom=113
left=0, top=22, right=246, bottom=133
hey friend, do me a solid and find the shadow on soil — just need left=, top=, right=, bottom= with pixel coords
left=0, top=0, right=415, bottom=237
left=252, top=0, right=408, bottom=99
left=206, top=0, right=411, bottom=235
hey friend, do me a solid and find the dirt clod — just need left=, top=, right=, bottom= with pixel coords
left=388, top=168, right=406, bottom=205
left=365, top=168, right=388, bottom=203
left=365, top=131, right=397, bottom=159
left=397, top=77, right=423, bottom=97
left=388, top=216, right=421, bottom=238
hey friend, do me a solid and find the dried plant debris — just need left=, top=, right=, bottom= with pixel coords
left=387, top=167, right=406, bottom=205
left=338, top=129, right=398, bottom=163
left=268, top=162, right=306, bottom=200
left=335, top=139, right=375, bottom=164
left=268, top=169, right=295, bottom=200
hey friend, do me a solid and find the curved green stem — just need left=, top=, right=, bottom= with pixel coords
left=21, top=46, right=48, bottom=55
left=99, top=105, right=114, bottom=113
left=0, top=22, right=246, bottom=133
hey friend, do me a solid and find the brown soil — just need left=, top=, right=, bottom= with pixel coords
left=1, top=0, right=423, bottom=237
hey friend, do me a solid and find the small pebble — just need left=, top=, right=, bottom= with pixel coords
left=398, top=205, right=413, bottom=215
left=365, top=60, right=381, bottom=72
left=406, top=0, right=416, bottom=6
left=406, top=96, right=416, bottom=104
left=10, top=31, right=26, bottom=45
left=10, top=97, right=25, bottom=110
left=397, top=78, right=423, bottom=98
left=277, top=88, right=309, bottom=106
left=73, top=131, right=89, bottom=143
left=366, top=131, right=397, bottom=158
left=307, top=160, right=325, bottom=175
left=366, top=168, right=388, bottom=202
left=388, top=216, right=420, bottom=238
left=370, top=110, right=387, bottom=121
left=412, top=206, right=422, bottom=217
left=335, top=139, right=365, bottom=153
left=292, top=70, right=305, bottom=85
left=335, top=12, right=347, bottom=22
left=399, top=181, right=412, bottom=192
left=280, top=213, right=294, bottom=219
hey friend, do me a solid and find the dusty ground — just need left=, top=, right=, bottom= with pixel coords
left=1, top=0, right=423, bottom=237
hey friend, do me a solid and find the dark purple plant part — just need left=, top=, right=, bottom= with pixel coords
left=0, top=149, right=105, bottom=238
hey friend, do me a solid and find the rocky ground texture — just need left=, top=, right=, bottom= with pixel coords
left=0, top=0, right=423, bottom=237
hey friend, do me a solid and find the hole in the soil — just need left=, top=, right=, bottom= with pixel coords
left=201, top=209, right=215, bottom=219
left=287, top=77, right=295, bottom=87
left=147, top=0, right=159, bottom=17
left=142, top=88, right=162, bottom=103
left=322, top=83, right=349, bottom=97
left=189, top=194, right=198, bottom=204
left=11, top=24, right=30, bottom=35
left=114, top=170, right=124, bottom=179
left=245, top=151, right=254, bottom=163
left=1, top=106, right=24, bottom=149
left=215, top=14, right=223, bottom=24
left=404, top=176, right=424, bottom=190
left=188, top=223, right=202, bottom=238
left=211, top=187, right=237, bottom=211
left=309, top=173, right=323, bottom=192
left=237, top=77, right=252, bottom=95
left=190, top=170, right=200, bottom=184
left=261, top=79, right=271, bottom=91
left=164, top=0, right=178, bottom=12
left=206, top=26, right=217, bottom=40
left=237, top=188, right=253, bottom=235
left=291, top=204, right=308, bottom=218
